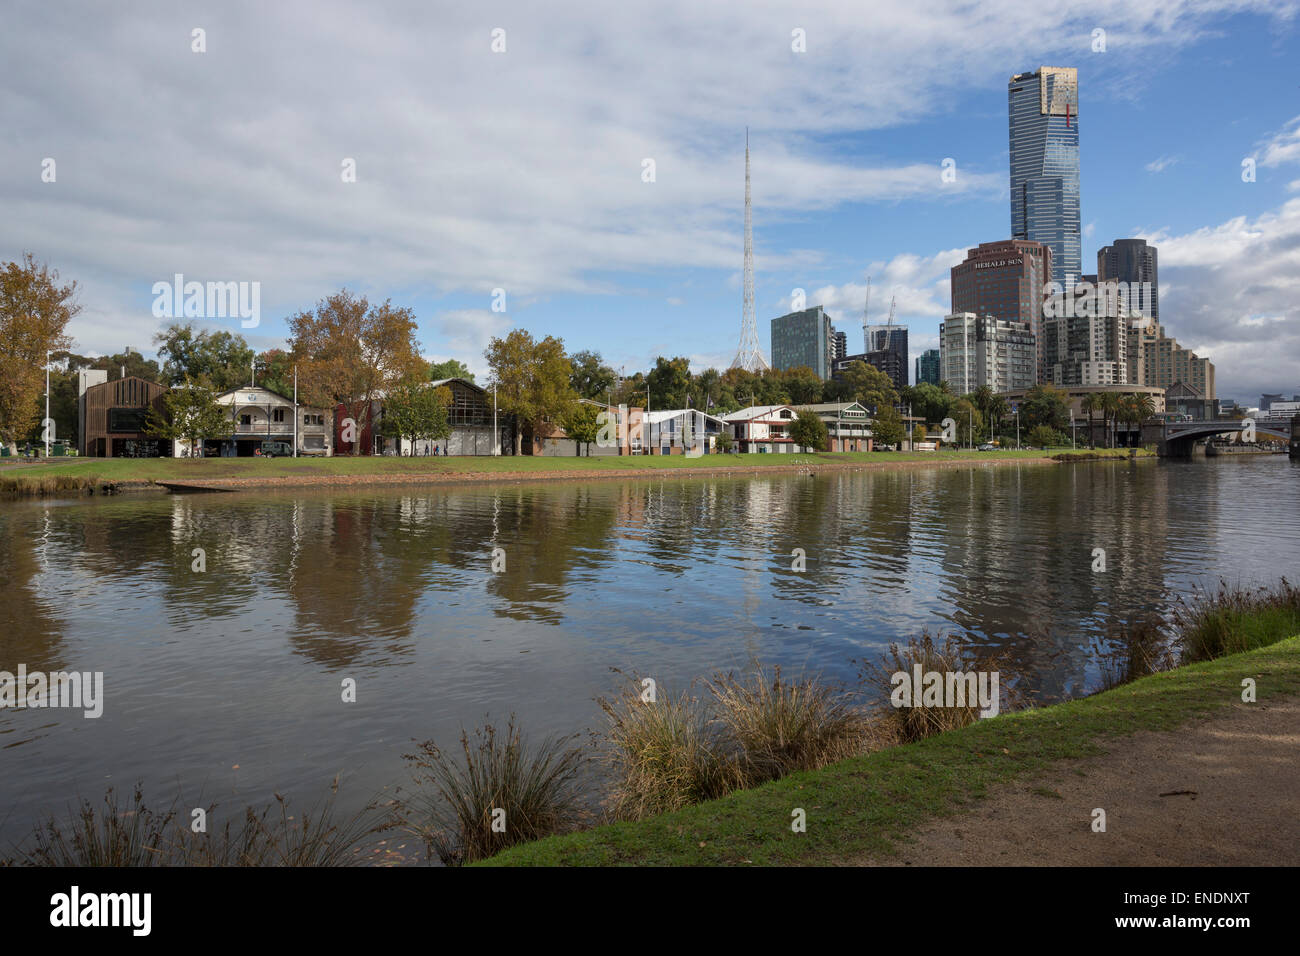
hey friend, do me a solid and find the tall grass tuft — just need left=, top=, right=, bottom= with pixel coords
left=860, top=632, right=1018, bottom=743
left=399, top=716, right=588, bottom=865
left=19, top=784, right=175, bottom=866
left=597, top=680, right=740, bottom=821
left=1175, top=579, right=1300, bottom=663
left=705, top=665, right=875, bottom=784
left=1092, top=618, right=1175, bottom=692
left=9, top=780, right=382, bottom=866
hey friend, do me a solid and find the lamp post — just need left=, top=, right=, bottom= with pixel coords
left=293, top=364, right=298, bottom=459
left=44, top=350, right=51, bottom=457
left=968, top=407, right=972, bottom=450
left=1015, top=409, right=1020, bottom=449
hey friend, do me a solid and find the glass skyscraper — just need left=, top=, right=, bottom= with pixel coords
left=1008, top=66, right=1080, bottom=287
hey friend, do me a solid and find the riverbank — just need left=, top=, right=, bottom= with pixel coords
left=479, top=630, right=1300, bottom=867
left=0, top=447, right=1153, bottom=499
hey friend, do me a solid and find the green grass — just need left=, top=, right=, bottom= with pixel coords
left=0, top=448, right=1067, bottom=497
left=475, top=633, right=1300, bottom=866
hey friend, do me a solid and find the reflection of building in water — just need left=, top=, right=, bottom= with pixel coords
left=933, top=462, right=1181, bottom=701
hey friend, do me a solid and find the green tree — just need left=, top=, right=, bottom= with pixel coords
left=950, top=398, right=984, bottom=447
left=839, top=361, right=898, bottom=411
left=904, top=382, right=955, bottom=425
left=257, top=348, right=295, bottom=397
left=485, top=330, right=575, bottom=456
left=380, top=379, right=452, bottom=454
left=872, top=405, right=905, bottom=448
left=1027, top=424, right=1058, bottom=449
left=568, top=350, right=616, bottom=401
left=145, top=376, right=229, bottom=457
left=154, top=322, right=255, bottom=392
left=289, top=289, right=424, bottom=455
left=788, top=409, right=829, bottom=451
left=427, top=358, right=475, bottom=383
left=646, top=356, right=691, bottom=410
left=781, top=366, right=824, bottom=406
left=563, top=402, right=602, bottom=455
left=912, top=424, right=928, bottom=445
left=1, top=255, right=78, bottom=450
left=715, top=430, right=734, bottom=453
left=1020, top=384, right=1071, bottom=434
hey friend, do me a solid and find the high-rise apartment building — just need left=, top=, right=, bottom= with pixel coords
left=864, top=324, right=909, bottom=390
left=771, top=306, right=834, bottom=380
left=1009, top=67, right=1081, bottom=286
left=1137, top=323, right=1216, bottom=399
left=950, top=239, right=1053, bottom=384
left=832, top=330, right=847, bottom=363
left=939, top=313, right=1037, bottom=396
left=1042, top=280, right=1133, bottom=386
left=1097, top=239, right=1158, bottom=323
left=916, top=349, right=940, bottom=386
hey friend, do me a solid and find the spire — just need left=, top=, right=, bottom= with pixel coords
left=731, top=128, right=769, bottom=372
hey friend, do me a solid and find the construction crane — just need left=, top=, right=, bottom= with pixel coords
left=886, top=295, right=896, bottom=327
left=861, top=276, right=871, bottom=353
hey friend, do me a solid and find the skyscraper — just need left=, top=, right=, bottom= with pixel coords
left=1097, top=238, right=1159, bottom=323
left=771, top=306, right=834, bottom=379
left=916, top=349, right=940, bottom=386
left=950, top=239, right=1053, bottom=384
left=1009, top=66, right=1081, bottom=286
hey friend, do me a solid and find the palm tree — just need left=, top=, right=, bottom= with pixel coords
left=1099, top=392, right=1121, bottom=448
left=1081, top=393, right=1100, bottom=447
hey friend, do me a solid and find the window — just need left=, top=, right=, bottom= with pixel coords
left=240, top=414, right=251, bottom=426
left=273, top=408, right=286, bottom=423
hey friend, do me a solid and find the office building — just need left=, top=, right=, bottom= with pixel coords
left=1009, top=66, right=1081, bottom=285
left=1097, top=238, right=1159, bottom=323
left=832, top=330, right=847, bottom=363
left=833, top=349, right=907, bottom=393
left=771, top=306, right=834, bottom=380
left=916, top=349, right=940, bottom=386
left=939, top=313, right=1037, bottom=396
left=1136, top=323, right=1216, bottom=399
left=951, top=239, right=1053, bottom=383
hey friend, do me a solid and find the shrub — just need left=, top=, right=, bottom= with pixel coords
left=400, top=716, right=588, bottom=865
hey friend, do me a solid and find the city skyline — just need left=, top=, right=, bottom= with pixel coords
left=3, top=2, right=1299, bottom=403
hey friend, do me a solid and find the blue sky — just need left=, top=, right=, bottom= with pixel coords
left=4, top=1, right=1299, bottom=402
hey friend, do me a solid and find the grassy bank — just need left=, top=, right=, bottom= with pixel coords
left=479, top=596, right=1298, bottom=867
left=0, top=447, right=1142, bottom=499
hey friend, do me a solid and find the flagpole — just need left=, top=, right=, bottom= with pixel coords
left=44, top=351, right=50, bottom=457
left=293, top=364, right=299, bottom=458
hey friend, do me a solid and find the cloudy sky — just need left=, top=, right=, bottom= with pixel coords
left=3, top=0, right=1298, bottom=401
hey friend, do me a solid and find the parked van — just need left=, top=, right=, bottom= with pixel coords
left=260, top=440, right=294, bottom=458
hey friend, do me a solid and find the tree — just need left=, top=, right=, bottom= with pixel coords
left=872, top=405, right=905, bottom=448
left=950, top=398, right=984, bottom=447
left=0, top=255, right=78, bottom=451
left=905, top=382, right=955, bottom=425
left=257, top=349, right=295, bottom=398
left=289, top=289, right=424, bottom=455
left=1020, top=384, right=1071, bottom=435
left=485, top=330, right=575, bottom=456
left=1028, top=424, right=1058, bottom=449
left=715, top=430, right=734, bottom=453
left=154, top=322, right=255, bottom=392
left=568, top=350, right=616, bottom=400
left=379, top=379, right=452, bottom=454
left=646, top=356, right=691, bottom=410
left=788, top=409, right=829, bottom=451
left=563, top=402, right=602, bottom=456
left=1080, top=393, right=1100, bottom=447
left=839, top=361, right=898, bottom=411
left=781, top=366, right=824, bottom=406
left=145, top=376, right=229, bottom=457
left=1099, top=392, right=1121, bottom=448
left=912, top=424, right=928, bottom=445
left=428, top=358, right=475, bottom=383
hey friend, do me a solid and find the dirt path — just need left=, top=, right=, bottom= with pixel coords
left=862, top=698, right=1300, bottom=866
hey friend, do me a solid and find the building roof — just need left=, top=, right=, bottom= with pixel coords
left=430, top=377, right=484, bottom=393
left=642, top=408, right=727, bottom=425
left=720, top=405, right=793, bottom=422
left=793, top=402, right=870, bottom=415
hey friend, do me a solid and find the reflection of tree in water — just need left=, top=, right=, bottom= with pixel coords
left=283, top=496, right=438, bottom=669
left=0, top=512, right=66, bottom=671
left=936, top=463, right=1179, bottom=702
left=485, top=485, right=619, bottom=625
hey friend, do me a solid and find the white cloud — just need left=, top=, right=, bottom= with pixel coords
left=1139, top=197, right=1300, bottom=396
left=1144, top=155, right=1180, bottom=173
left=1256, top=115, right=1300, bottom=168
left=2, top=0, right=1294, bottom=364
left=425, top=309, right=513, bottom=379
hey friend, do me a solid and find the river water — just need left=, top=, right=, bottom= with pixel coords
left=1, top=456, right=1296, bottom=853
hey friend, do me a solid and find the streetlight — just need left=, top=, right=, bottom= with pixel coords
left=44, top=350, right=51, bottom=457
left=1015, top=408, right=1019, bottom=450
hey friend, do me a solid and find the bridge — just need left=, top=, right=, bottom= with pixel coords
left=1143, top=413, right=1300, bottom=458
